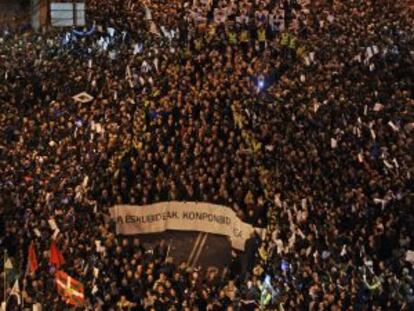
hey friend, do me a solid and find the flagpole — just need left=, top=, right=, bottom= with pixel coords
left=166, top=239, right=172, bottom=261
left=21, top=266, right=27, bottom=311
left=3, top=249, right=7, bottom=309
left=21, top=283, right=24, bottom=311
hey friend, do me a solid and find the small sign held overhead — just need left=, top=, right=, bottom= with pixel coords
left=72, top=92, right=94, bottom=104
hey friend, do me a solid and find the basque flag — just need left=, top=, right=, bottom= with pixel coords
left=55, top=271, right=85, bottom=306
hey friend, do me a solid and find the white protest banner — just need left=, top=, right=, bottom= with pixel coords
left=109, top=202, right=258, bottom=251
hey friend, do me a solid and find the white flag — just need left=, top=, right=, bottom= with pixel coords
left=126, top=65, right=132, bottom=79
left=383, top=160, right=393, bottom=169
left=331, top=138, right=337, bottom=149
left=406, top=250, right=414, bottom=263
left=4, top=257, right=13, bottom=270
left=133, top=43, right=143, bottom=55
left=82, top=175, right=89, bottom=188
left=309, top=52, right=315, bottom=61
left=48, top=218, right=58, bottom=231
left=10, top=279, right=21, bottom=305
left=34, top=228, right=42, bottom=238
left=373, top=103, right=384, bottom=111
left=107, top=27, right=115, bottom=37
left=301, top=198, right=307, bottom=210
left=93, top=267, right=99, bottom=278
left=370, top=129, right=376, bottom=140
left=149, top=21, right=160, bottom=36
left=366, top=47, right=373, bottom=59
left=388, top=121, right=398, bottom=132
left=52, top=229, right=60, bottom=240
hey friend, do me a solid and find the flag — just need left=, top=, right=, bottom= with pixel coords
left=28, top=241, right=38, bottom=274
left=4, top=256, right=13, bottom=270
left=55, top=271, right=84, bottom=306
left=4, top=253, right=16, bottom=286
left=49, top=242, right=65, bottom=268
left=10, top=279, right=21, bottom=305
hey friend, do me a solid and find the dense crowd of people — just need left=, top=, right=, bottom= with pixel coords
left=1, top=0, right=413, bottom=310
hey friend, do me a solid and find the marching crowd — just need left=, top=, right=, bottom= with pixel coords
left=1, top=0, right=413, bottom=310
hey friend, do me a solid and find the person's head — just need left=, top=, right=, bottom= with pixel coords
left=219, top=290, right=226, bottom=298
left=174, top=271, right=181, bottom=281
left=159, top=272, right=166, bottom=281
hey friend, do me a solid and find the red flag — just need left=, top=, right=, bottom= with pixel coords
left=28, top=241, right=38, bottom=274
left=49, top=241, right=65, bottom=268
left=55, top=271, right=84, bottom=306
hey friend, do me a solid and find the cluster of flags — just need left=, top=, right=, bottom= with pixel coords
left=3, top=241, right=84, bottom=308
